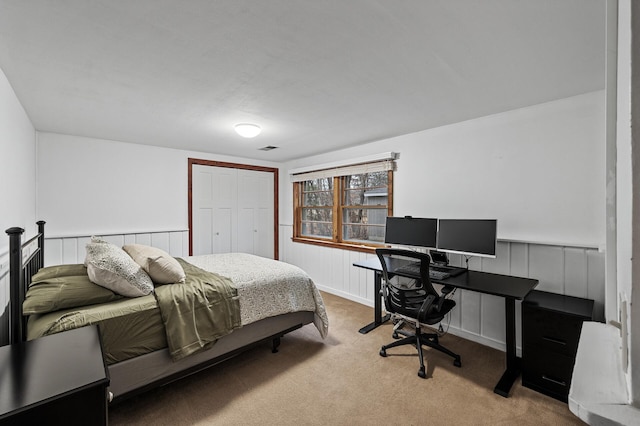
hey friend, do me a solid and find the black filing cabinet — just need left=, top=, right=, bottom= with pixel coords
left=0, top=325, right=109, bottom=425
left=522, top=290, right=594, bottom=402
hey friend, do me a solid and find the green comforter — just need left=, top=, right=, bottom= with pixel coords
left=156, top=259, right=241, bottom=361
left=26, top=259, right=241, bottom=363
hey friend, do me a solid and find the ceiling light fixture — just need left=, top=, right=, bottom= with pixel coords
left=234, top=123, right=262, bottom=138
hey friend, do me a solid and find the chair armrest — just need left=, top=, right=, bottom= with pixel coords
left=440, top=285, right=455, bottom=295
left=435, top=286, right=455, bottom=311
left=418, top=294, right=436, bottom=319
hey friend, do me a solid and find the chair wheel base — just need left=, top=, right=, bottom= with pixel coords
left=418, top=368, right=426, bottom=379
left=392, top=332, right=399, bottom=339
left=454, top=358, right=462, bottom=368
left=379, top=348, right=387, bottom=357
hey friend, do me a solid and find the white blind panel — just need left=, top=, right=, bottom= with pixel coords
left=291, top=159, right=395, bottom=182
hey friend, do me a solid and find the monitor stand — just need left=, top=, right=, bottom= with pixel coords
left=429, top=250, right=467, bottom=276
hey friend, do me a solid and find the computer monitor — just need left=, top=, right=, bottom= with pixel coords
left=384, top=216, right=438, bottom=249
left=437, top=219, right=497, bottom=258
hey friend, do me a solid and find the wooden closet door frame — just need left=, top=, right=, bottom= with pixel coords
left=188, top=158, right=279, bottom=259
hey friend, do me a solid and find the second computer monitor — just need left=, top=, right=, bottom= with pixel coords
left=437, top=219, right=497, bottom=258
left=384, top=216, right=438, bottom=249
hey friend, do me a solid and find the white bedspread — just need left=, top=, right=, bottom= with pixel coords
left=185, top=253, right=329, bottom=338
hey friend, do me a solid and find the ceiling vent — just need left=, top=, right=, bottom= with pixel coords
left=259, top=146, right=278, bottom=151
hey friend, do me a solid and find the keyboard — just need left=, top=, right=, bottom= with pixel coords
left=429, top=270, right=450, bottom=280
left=394, top=263, right=450, bottom=280
left=431, top=265, right=466, bottom=277
left=394, top=263, right=421, bottom=275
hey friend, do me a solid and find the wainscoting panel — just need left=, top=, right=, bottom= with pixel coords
left=529, top=244, right=566, bottom=294
left=509, top=242, right=530, bottom=278
left=128, top=233, right=151, bottom=247
left=479, top=293, right=507, bottom=345
left=44, top=230, right=190, bottom=266
left=2, top=225, right=604, bottom=353
left=565, top=247, right=589, bottom=298
left=279, top=224, right=605, bottom=354
left=587, top=249, right=606, bottom=311
left=460, top=290, right=482, bottom=336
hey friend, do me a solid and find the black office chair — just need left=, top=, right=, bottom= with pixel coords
left=376, top=248, right=462, bottom=378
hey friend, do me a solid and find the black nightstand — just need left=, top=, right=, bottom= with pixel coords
left=0, top=325, right=109, bottom=425
left=522, top=290, right=595, bottom=402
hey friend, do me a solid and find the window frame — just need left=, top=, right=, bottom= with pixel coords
left=293, top=170, right=393, bottom=253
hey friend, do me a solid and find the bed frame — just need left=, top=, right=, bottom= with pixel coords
left=6, top=221, right=45, bottom=346
left=4, top=221, right=314, bottom=402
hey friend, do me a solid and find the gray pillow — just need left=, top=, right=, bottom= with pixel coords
left=123, top=244, right=186, bottom=284
left=85, top=241, right=154, bottom=297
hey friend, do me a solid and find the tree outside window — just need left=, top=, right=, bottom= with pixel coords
left=300, top=177, right=333, bottom=238
left=294, top=170, right=392, bottom=252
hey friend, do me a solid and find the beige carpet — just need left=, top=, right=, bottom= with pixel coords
left=109, top=292, right=584, bottom=426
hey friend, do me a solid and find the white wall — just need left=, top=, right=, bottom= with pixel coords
left=283, top=91, right=606, bottom=249
left=0, top=67, right=36, bottom=253
left=36, top=132, right=282, bottom=237
left=0, top=66, right=36, bottom=345
left=281, top=92, right=607, bottom=351
left=612, top=0, right=636, bottom=404
left=617, top=0, right=633, bottom=312
left=623, top=0, right=640, bottom=406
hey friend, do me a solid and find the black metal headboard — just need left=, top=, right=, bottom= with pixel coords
left=5, top=221, right=45, bottom=345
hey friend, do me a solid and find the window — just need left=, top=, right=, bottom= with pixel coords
left=299, top=177, right=333, bottom=238
left=292, top=155, right=394, bottom=252
left=341, top=171, right=389, bottom=244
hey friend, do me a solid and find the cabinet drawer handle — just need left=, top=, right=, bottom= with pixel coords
left=542, top=336, right=567, bottom=345
left=542, top=375, right=567, bottom=387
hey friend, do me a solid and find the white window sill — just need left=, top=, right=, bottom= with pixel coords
left=569, top=322, right=639, bottom=425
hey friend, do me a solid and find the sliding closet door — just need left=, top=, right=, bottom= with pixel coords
left=237, top=169, right=274, bottom=258
left=191, top=163, right=275, bottom=258
left=192, top=165, right=237, bottom=255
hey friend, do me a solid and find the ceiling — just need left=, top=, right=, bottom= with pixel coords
left=0, top=1, right=606, bottom=162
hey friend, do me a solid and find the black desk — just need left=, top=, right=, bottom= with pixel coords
left=353, top=256, right=538, bottom=398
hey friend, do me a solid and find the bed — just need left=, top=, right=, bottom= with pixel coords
left=3, top=221, right=328, bottom=402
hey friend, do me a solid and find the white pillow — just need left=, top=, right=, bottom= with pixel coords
left=123, top=244, right=186, bottom=284
left=90, top=235, right=110, bottom=244
left=84, top=235, right=111, bottom=266
left=85, top=241, right=154, bottom=297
